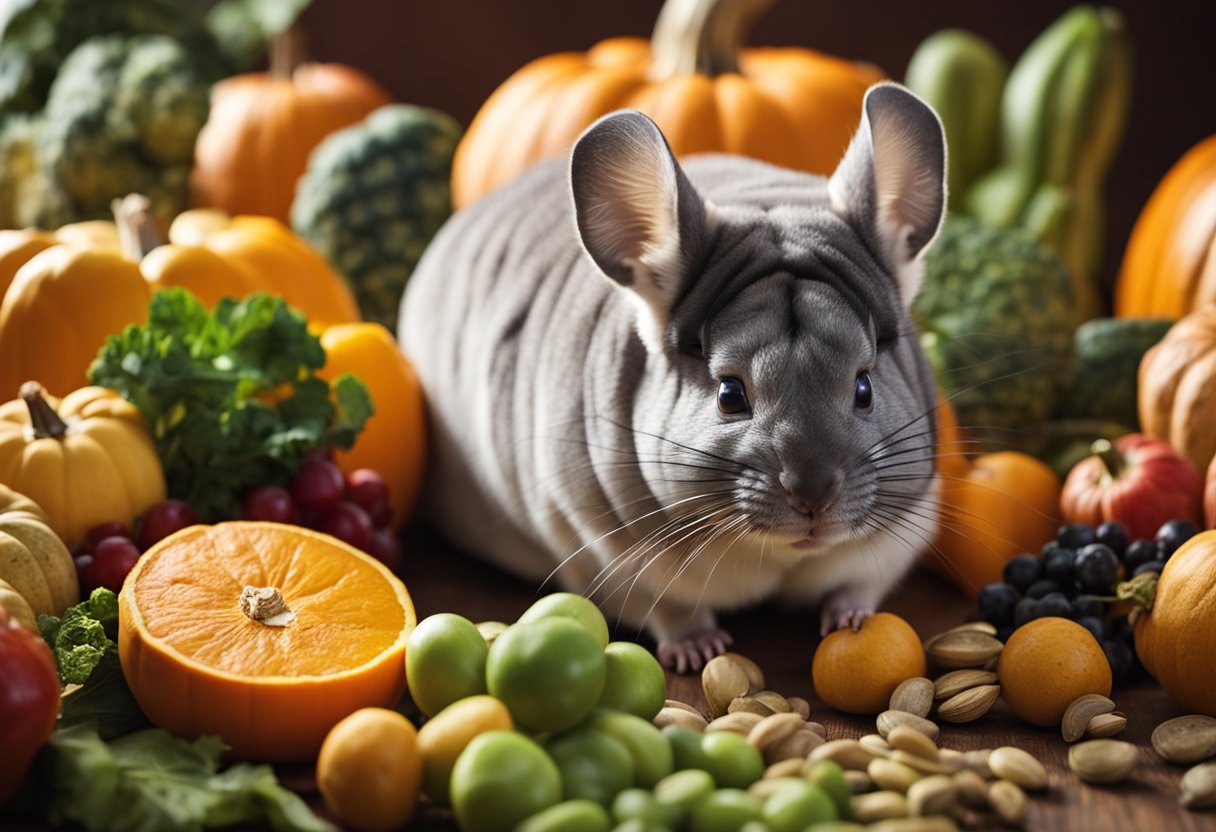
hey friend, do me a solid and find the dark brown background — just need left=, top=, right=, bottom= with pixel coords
left=297, top=0, right=1216, bottom=309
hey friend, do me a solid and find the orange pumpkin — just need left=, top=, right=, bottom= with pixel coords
left=1131, top=530, right=1216, bottom=715
left=0, top=245, right=150, bottom=397
left=1137, top=306, right=1216, bottom=475
left=926, top=451, right=1062, bottom=597
left=319, top=324, right=426, bottom=528
left=1114, top=134, right=1216, bottom=317
left=451, top=0, right=885, bottom=210
left=934, top=394, right=971, bottom=480
left=118, top=521, right=416, bottom=761
left=191, top=30, right=393, bottom=224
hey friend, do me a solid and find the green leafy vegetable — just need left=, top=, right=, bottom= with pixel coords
left=34, top=725, right=334, bottom=832
left=88, top=288, right=373, bottom=521
left=58, top=652, right=150, bottom=740
left=38, top=587, right=120, bottom=686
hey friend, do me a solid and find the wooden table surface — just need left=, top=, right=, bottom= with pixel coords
left=387, top=528, right=1216, bottom=832
left=7, top=528, right=1215, bottom=831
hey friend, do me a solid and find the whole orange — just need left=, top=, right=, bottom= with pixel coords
left=812, top=613, right=926, bottom=714
left=996, top=617, right=1112, bottom=727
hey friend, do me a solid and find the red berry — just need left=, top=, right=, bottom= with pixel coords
left=317, top=502, right=373, bottom=552
left=74, top=553, right=97, bottom=594
left=87, top=521, right=130, bottom=546
left=366, top=527, right=402, bottom=571
left=289, top=459, right=347, bottom=514
left=345, top=469, right=393, bottom=527
left=90, top=536, right=141, bottom=592
left=137, top=500, right=200, bottom=550
left=241, top=486, right=299, bottom=524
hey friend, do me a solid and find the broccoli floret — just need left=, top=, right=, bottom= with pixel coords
left=20, top=33, right=210, bottom=228
left=38, top=588, right=120, bottom=686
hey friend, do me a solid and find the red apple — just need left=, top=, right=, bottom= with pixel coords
left=1061, top=433, right=1204, bottom=542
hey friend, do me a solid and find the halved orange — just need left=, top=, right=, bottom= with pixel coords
left=118, top=521, right=415, bottom=761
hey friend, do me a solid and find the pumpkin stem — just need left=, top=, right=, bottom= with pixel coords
left=239, top=585, right=296, bottom=627
left=1115, top=571, right=1158, bottom=626
left=20, top=382, right=68, bottom=440
left=650, top=0, right=774, bottom=78
left=112, top=194, right=165, bottom=260
left=269, top=23, right=308, bottom=81
left=1091, top=438, right=1125, bottom=480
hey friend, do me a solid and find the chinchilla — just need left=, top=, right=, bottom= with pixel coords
left=399, top=82, right=947, bottom=672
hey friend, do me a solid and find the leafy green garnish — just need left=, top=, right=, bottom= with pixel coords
left=88, top=288, right=373, bottom=521
left=38, top=587, right=120, bottom=686
left=58, top=652, right=150, bottom=740
left=33, top=725, right=333, bottom=832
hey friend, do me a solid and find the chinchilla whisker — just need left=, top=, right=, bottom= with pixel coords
left=588, top=499, right=738, bottom=601
left=591, top=413, right=751, bottom=470
left=635, top=511, right=747, bottom=613
left=686, top=520, right=755, bottom=621
left=637, top=514, right=751, bottom=631
left=606, top=505, right=739, bottom=611
left=543, top=490, right=736, bottom=590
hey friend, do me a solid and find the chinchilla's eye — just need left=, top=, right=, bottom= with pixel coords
left=854, top=372, right=874, bottom=412
left=717, top=377, right=750, bottom=415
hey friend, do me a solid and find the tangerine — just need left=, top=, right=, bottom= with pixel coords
left=996, top=616, right=1112, bottom=727
left=811, top=612, right=926, bottom=714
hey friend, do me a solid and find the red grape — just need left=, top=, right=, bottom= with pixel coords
left=366, top=527, right=402, bottom=571
left=87, top=521, right=130, bottom=546
left=317, top=502, right=373, bottom=551
left=90, top=536, right=142, bottom=592
left=241, top=485, right=299, bottom=524
left=289, top=459, right=347, bottom=514
left=74, top=553, right=97, bottom=595
left=136, top=500, right=200, bottom=550
left=345, top=469, right=393, bottom=527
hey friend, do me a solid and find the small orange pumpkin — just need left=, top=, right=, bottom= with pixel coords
left=926, top=451, right=1062, bottom=597
left=1137, top=306, right=1216, bottom=475
left=1114, top=134, right=1216, bottom=317
left=1131, top=530, right=1216, bottom=715
left=191, top=30, right=393, bottom=224
left=451, top=0, right=885, bottom=209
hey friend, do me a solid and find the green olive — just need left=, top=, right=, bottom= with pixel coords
left=699, top=730, right=765, bottom=789
left=597, top=642, right=667, bottom=721
left=688, top=789, right=764, bottom=832
left=516, top=799, right=613, bottom=832
left=805, top=759, right=852, bottom=820
left=518, top=592, right=610, bottom=648
left=450, top=730, right=562, bottom=832
left=611, top=788, right=682, bottom=828
left=486, top=618, right=607, bottom=733
left=546, top=728, right=635, bottom=807
left=761, top=779, right=837, bottom=832
left=653, top=769, right=715, bottom=823
left=661, top=725, right=711, bottom=772
left=584, top=709, right=674, bottom=787
left=405, top=613, right=489, bottom=717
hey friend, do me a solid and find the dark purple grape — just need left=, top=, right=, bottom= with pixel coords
left=1014, top=597, right=1040, bottom=628
left=1043, top=547, right=1078, bottom=589
left=1076, top=616, right=1106, bottom=642
left=1025, top=579, right=1063, bottom=600
left=1037, top=592, right=1073, bottom=619
left=1095, top=522, right=1129, bottom=556
left=1002, top=554, right=1043, bottom=594
left=1071, top=595, right=1107, bottom=619
left=1132, top=560, right=1166, bottom=577
left=978, top=582, right=1019, bottom=628
left=1156, top=519, right=1200, bottom=558
left=1122, top=539, right=1158, bottom=572
left=996, top=625, right=1015, bottom=643
left=1076, top=543, right=1120, bottom=593
left=1101, top=639, right=1135, bottom=682
left=1057, top=522, right=1097, bottom=551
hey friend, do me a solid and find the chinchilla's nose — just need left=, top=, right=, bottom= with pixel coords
left=780, top=467, right=844, bottom=516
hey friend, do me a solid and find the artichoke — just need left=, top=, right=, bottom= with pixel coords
left=292, top=104, right=463, bottom=332
left=16, top=34, right=210, bottom=228
left=914, top=216, right=1077, bottom=443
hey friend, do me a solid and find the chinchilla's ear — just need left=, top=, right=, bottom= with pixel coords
left=570, top=110, right=709, bottom=353
left=828, top=82, right=947, bottom=309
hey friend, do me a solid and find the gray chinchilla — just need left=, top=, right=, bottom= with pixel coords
left=399, top=82, right=947, bottom=673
